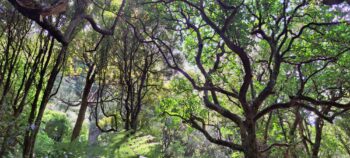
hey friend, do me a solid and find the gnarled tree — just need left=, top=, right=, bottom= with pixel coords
left=136, top=0, right=350, bottom=157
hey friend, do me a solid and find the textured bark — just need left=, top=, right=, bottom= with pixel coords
left=243, top=118, right=259, bottom=158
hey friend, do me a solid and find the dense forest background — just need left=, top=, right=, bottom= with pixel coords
left=1, top=0, right=350, bottom=157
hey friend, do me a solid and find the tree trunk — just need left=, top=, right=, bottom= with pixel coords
left=243, top=119, right=259, bottom=158
left=22, top=46, right=67, bottom=158
left=312, top=118, right=323, bottom=158
left=130, top=115, right=138, bottom=134
left=241, top=118, right=259, bottom=158
left=124, top=102, right=130, bottom=131
left=71, top=65, right=95, bottom=141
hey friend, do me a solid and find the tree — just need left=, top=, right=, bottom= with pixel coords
left=2, top=0, right=350, bottom=157
left=135, top=0, right=350, bottom=157
left=94, top=18, right=166, bottom=133
left=2, top=0, right=126, bottom=156
left=0, top=6, right=69, bottom=157
left=70, top=55, right=96, bottom=141
left=0, top=8, right=35, bottom=156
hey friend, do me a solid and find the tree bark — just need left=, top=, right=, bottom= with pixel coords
left=243, top=118, right=259, bottom=158
left=71, top=65, right=95, bottom=141
left=23, top=46, right=66, bottom=158
left=311, top=118, right=323, bottom=158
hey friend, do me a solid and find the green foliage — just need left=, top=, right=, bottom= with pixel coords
left=43, top=110, right=70, bottom=142
left=1, top=0, right=350, bottom=158
left=99, top=131, right=162, bottom=158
